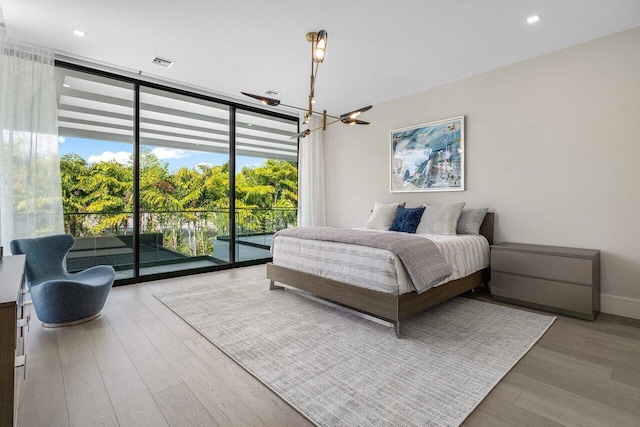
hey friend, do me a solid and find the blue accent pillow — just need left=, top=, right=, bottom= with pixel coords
left=389, top=206, right=425, bottom=233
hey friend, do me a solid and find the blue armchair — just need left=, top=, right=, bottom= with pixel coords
left=10, top=234, right=115, bottom=327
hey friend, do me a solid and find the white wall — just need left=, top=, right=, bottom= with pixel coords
left=324, top=27, right=640, bottom=318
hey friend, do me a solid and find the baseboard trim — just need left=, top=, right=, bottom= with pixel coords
left=601, top=294, right=640, bottom=320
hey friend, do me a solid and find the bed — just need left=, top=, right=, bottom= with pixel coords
left=266, top=213, right=493, bottom=337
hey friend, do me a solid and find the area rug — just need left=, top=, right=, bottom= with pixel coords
left=154, top=275, right=555, bottom=426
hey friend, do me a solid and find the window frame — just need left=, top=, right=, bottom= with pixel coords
left=55, top=60, right=299, bottom=286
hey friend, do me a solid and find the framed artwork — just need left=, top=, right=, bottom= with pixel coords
left=390, top=116, right=464, bottom=192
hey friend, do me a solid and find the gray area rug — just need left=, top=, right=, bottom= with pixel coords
left=155, top=275, right=555, bottom=426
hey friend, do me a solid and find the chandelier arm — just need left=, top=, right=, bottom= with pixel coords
left=278, top=103, right=341, bottom=120
left=322, top=118, right=342, bottom=128
left=291, top=119, right=340, bottom=139
left=307, top=118, right=341, bottom=133
left=291, top=116, right=351, bottom=139
left=307, top=36, right=316, bottom=119
left=310, top=61, right=320, bottom=97
left=320, top=111, right=340, bottom=120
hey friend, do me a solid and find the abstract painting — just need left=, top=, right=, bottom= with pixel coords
left=391, top=116, right=464, bottom=192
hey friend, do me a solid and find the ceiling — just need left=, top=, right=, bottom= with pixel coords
left=2, top=0, right=640, bottom=116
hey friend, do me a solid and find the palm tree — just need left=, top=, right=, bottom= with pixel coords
left=58, top=151, right=297, bottom=257
left=83, top=159, right=132, bottom=234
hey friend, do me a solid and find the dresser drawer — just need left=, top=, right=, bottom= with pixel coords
left=492, top=272, right=594, bottom=317
left=492, top=250, right=593, bottom=286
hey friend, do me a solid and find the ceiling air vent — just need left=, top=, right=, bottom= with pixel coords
left=151, top=56, right=174, bottom=68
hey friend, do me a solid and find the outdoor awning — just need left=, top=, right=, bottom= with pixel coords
left=56, top=69, right=299, bottom=162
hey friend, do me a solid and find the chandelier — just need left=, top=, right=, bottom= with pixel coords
left=242, top=30, right=372, bottom=139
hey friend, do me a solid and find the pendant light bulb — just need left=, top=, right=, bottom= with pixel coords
left=314, top=30, right=328, bottom=62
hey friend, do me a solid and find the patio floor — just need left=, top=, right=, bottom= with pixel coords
left=66, top=234, right=273, bottom=279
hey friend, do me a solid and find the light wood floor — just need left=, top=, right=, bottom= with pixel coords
left=18, top=265, right=640, bottom=427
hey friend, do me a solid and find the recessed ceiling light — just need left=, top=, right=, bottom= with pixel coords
left=73, top=29, right=86, bottom=38
left=526, top=15, right=541, bottom=24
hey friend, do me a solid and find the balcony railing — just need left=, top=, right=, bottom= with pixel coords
left=62, top=207, right=296, bottom=275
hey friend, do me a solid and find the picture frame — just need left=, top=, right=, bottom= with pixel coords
left=390, top=116, right=465, bottom=192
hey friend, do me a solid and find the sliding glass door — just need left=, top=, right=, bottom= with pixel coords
left=138, top=86, right=231, bottom=276
left=234, top=109, right=298, bottom=262
left=56, top=67, right=136, bottom=280
left=55, top=63, right=298, bottom=283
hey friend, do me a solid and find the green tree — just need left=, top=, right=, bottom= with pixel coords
left=172, top=167, right=209, bottom=255
left=139, top=148, right=181, bottom=241
left=59, top=150, right=298, bottom=258
left=83, top=159, right=132, bottom=234
left=60, top=153, right=89, bottom=235
left=235, top=159, right=298, bottom=233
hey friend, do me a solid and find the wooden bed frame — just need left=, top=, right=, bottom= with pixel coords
left=267, top=213, right=494, bottom=337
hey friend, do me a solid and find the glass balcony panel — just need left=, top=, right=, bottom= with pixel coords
left=234, top=110, right=298, bottom=262
left=139, top=86, right=230, bottom=276
left=57, top=67, right=135, bottom=279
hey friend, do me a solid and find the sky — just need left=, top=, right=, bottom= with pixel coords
left=58, top=137, right=268, bottom=172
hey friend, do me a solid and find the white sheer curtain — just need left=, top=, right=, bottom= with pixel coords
left=297, top=115, right=326, bottom=226
left=0, top=37, right=63, bottom=248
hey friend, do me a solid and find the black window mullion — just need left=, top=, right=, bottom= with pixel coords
left=133, top=82, right=141, bottom=279
left=229, top=106, right=236, bottom=265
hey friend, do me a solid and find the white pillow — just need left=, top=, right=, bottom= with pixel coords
left=416, top=202, right=466, bottom=235
left=457, top=208, right=489, bottom=235
left=365, top=201, right=406, bottom=230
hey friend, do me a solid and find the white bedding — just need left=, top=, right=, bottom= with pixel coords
left=272, top=230, right=490, bottom=295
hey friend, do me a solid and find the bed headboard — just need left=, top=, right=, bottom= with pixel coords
left=479, top=212, right=494, bottom=245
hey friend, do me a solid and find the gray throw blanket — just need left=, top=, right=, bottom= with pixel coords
left=273, top=227, right=452, bottom=293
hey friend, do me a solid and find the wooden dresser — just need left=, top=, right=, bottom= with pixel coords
left=0, top=255, right=29, bottom=427
left=490, top=242, right=600, bottom=320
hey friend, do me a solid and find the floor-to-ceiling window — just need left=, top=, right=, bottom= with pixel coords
left=56, top=67, right=136, bottom=280
left=234, top=109, right=298, bottom=262
left=138, top=86, right=231, bottom=276
left=55, top=63, right=298, bottom=283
